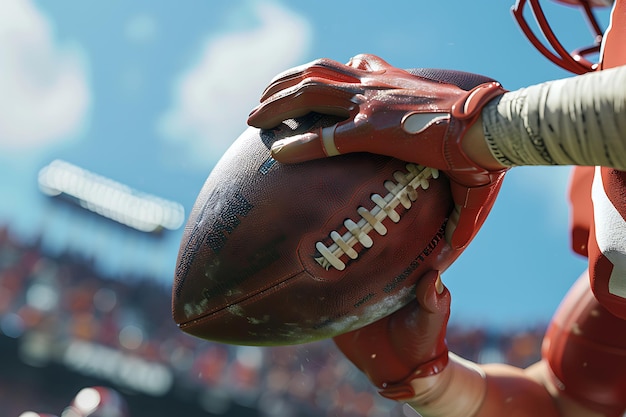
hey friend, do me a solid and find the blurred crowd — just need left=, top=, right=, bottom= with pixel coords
left=0, top=224, right=546, bottom=417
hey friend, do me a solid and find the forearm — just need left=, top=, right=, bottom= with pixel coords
left=479, top=65, right=626, bottom=170
left=406, top=354, right=561, bottom=417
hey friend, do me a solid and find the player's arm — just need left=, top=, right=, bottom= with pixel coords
left=250, top=56, right=626, bottom=172
left=248, top=56, right=626, bottom=251
left=403, top=356, right=611, bottom=417
left=478, top=64, right=626, bottom=170
left=334, top=272, right=602, bottom=417
left=403, top=356, right=563, bottom=417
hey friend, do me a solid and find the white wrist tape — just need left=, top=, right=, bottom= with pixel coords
left=482, top=65, right=626, bottom=170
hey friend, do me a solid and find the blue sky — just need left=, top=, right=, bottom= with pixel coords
left=0, top=0, right=611, bottom=328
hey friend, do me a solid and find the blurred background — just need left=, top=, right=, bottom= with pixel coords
left=0, top=0, right=611, bottom=415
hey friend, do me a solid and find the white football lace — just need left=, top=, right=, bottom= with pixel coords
left=314, top=164, right=439, bottom=271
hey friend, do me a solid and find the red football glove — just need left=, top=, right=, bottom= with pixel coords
left=333, top=271, right=451, bottom=401
left=248, top=54, right=508, bottom=249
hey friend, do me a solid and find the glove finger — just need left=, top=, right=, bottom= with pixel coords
left=448, top=173, right=506, bottom=249
left=270, top=116, right=361, bottom=163
left=269, top=94, right=428, bottom=163
left=450, top=203, right=481, bottom=250
left=270, top=129, right=326, bottom=163
left=444, top=204, right=461, bottom=246
left=346, top=53, right=395, bottom=71
left=259, top=58, right=362, bottom=101
left=249, top=80, right=359, bottom=129
left=390, top=271, right=450, bottom=366
left=415, top=270, right=449, bottom=315
left=389, top=271, right=450, bottom=341
left=332, top=316, right=406, bottom=384
left=333, top=272, right=450, bottom=389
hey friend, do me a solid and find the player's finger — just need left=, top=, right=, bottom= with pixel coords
left=248, top=80, right=358, bottom=129
left=270, top=129, right=326, bottom=163
left=414, top=270, right=450, bottom=315
left=386, top=271, right=449, bottom=337
left=269, top=115, right=364, bottom=163
left=346, top=53, right=395, bottom=71
left=388, top=271, right=449, bottom=372
left=259, top=58, right=362, bottom=101
left=448, top=173, right=505, bottom=250
left=449, top=182, right=484, bottom=250
left=444, top=204, right=461, bottom=245
left=450, top=206, right=479, bottom=251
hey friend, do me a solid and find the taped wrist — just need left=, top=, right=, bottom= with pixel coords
left=482, top=65, right=626, bottom=170
left=444, top=81, right=509, bottom=187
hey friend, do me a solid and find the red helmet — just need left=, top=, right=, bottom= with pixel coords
left=64, top=387, right=129, bottom=417
left=512, top=0, right=612, bottom=74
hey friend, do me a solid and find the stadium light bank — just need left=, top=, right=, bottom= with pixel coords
left=38, top=159, right=185, bottom=233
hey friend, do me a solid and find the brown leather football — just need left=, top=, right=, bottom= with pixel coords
left=172, top=113, right=459, bottom=346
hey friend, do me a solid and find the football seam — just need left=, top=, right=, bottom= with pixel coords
left=314, top=164, right=439, bottom=271
left=177, top=269, right=306, bottom=329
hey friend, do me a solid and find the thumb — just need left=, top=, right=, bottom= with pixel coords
left=415, top=270, right=450, bottom=317
left=448, top=172, right=506, bottom=249
left=389, top=271, right=450, bottom=360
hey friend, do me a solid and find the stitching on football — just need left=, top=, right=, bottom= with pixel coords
left=314, top=164, right=440, bottom=271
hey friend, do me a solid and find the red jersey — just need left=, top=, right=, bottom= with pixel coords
left=570, top=0, right=626, bottom=320
left=544, top=3, right=626, bottom=415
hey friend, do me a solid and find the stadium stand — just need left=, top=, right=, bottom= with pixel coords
left=0, top=224, right=546, bottom=416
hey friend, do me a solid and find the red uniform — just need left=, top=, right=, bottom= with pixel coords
left=543, top=2, right=626, bottom=415
left=567, top=0, right=626, bottom=321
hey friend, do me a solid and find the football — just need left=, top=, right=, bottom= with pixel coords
left=172, top=113, right=460, bottom=346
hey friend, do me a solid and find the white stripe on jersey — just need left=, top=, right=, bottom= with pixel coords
left=592, top=166, right=626, bottom=299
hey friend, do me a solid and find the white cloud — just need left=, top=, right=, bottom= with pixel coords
left=157, top=2, right=312, bottom=170
left=0, top=0, right=91, bottom=152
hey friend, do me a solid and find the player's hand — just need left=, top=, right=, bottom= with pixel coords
left=248, top=54, right=508, bottom=249
left=333, top=270, right=451, bottom=401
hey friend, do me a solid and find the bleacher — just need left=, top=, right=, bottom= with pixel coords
left=0, top=224, right=545, bottom=416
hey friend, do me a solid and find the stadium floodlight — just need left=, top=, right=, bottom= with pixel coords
left=38, top=159, right=185, bottom=233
